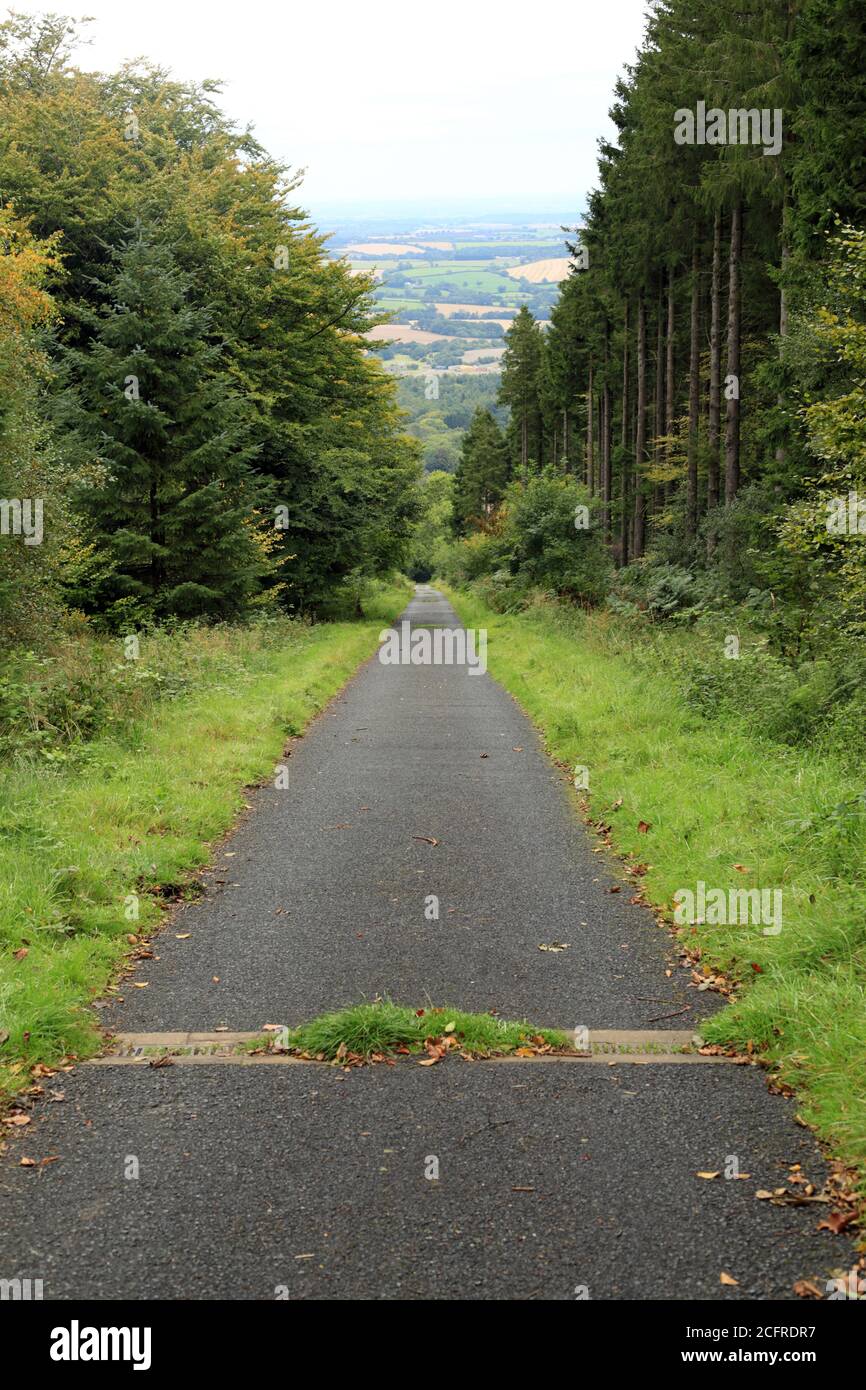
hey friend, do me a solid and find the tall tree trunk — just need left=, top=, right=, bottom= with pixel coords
left=707, top=209, right=722, bottom=511
left=586, top=358, right=594, bottom=491
left=653, top=280, right=665, bottom=513
left=665, top=266, right=675, bottom=500
left=724, top=200, right=742, bottom=505
left=602, top=320, right=612, bottom=540
left=687, top=240, right=700, bottom=539
left=620, top=300, right=630, bottom=566
left=562, top=407, right=569, bottom=469
left=633, top=292, right=647, bottom=559
left=521, top=412, right=528, bottom=470
left=775, top=192, right=790, bottom=468
left=150, top=475, right=161, bottom=594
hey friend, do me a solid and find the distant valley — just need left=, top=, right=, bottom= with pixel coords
left=325, top=211, right=579, bottom=470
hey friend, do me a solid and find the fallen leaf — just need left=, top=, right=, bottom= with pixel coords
left=720, top=1272, right=738, bottom=1286
left=412, top=835, right=439, bottom=846
left=4, top=1113, right=31, bottom=1126
left=19, top=1157, right=36, bottom=1167
left=175, top=933, right=191, bottom=940
left=755, top=1190, right=774, bottom=1200
left=733, top=864, right=750, bottom=873
left=417, top=1057, right=439, bottom=1066
left=637, top=821, right=651, bottom=834
left=793, top=1279, right=824, bottom=1300
left=13, top=948, right=28, bottom=961
left=696, top=1171, right=721, bottom=1180
left=818, top=1211, right=854, bottom=1235
left=538, top=942, right=570, bottom=952
left=132, top=982, right=149, bottom=988
left=149, top=1054, right=175, bottom=1069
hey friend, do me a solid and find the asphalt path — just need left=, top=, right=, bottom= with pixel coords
left=0, top=588, right=852, bottom=1299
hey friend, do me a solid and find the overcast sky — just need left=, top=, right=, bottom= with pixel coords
left=17, top=0, right=650, bottom=220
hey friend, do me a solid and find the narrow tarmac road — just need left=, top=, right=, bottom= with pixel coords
left=0, top=589, right=851, bottom=1299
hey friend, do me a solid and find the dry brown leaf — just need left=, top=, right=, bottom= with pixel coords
left=793, top=1279, right=824, bottom=1300
left=720, top=1272, right=738, bottom=1286
left=817, top=1211, right=854, bottom=1235
left=697, top=1171, right=720, bottom=1180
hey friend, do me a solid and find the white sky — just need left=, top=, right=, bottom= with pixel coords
left=15, top=0, right=651, bottom=219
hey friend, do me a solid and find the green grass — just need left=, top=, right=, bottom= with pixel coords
left=446, top=586, right=866, bottom=1198
left=0, top=580, right=411, bottom=1098
left=250, top=1000, right=571, bottom=1060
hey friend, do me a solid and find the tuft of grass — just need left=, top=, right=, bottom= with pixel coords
left=446, top=584, right=866, bottom=1195
left=0, top=581, right=410, bottom=1100
left=254, top=1000, right=571, bottom=1060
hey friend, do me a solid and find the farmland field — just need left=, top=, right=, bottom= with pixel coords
left=325, top=211, right=580, bottom=470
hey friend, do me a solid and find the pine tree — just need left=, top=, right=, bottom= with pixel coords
left=452, top=409, right=508, bottom=534
left=57, top=227, right=269, bottom=621
left=499, top=307, right=544, bottom=469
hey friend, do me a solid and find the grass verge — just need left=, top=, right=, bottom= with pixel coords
left=0, top=580, right=410, bottom=1099
left=446, top=585, right=866, bottom=1200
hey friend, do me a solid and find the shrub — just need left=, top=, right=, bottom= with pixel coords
left=500, top=468, right=612, bottom=603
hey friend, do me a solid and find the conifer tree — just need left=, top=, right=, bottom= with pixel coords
left=57, top=227, right=269, bottom=621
